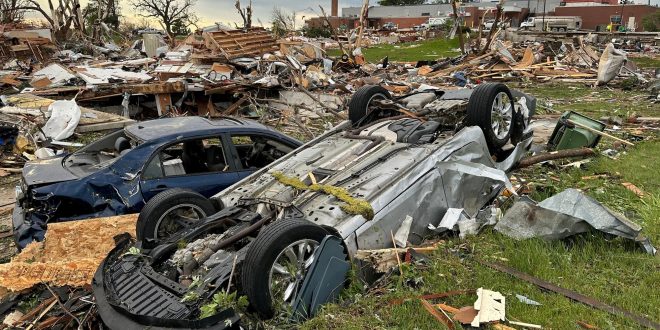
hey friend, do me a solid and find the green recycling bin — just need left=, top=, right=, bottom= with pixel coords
left=548, top=111, right=606, bottom=151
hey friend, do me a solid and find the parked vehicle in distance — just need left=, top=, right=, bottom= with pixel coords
left=421, top=17, right=448, bottom=30
left=520, top=16, right=582, bottom=32
left=381, top=22, right=397, bottom=31
left=12, top=117, right=301, bottom=248
left=93, top=83, right=536, bottom=329
left=483, top=19, right=496, bottom=31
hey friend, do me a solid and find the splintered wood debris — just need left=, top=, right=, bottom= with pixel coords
left=0, top=214, right=137, bottom=293
left=200, top=27, right=278, bottom=60
left=471, top=288, right=506, bottom=327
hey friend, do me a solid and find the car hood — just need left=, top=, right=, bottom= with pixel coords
left=22, top=155, right=78, bottom=186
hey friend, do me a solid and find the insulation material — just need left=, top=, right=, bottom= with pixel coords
left=596, top=43, right=626, bottom=85
left=41, top=99, right=81, bottom=141
left=0, top=214, right=137, bottom=293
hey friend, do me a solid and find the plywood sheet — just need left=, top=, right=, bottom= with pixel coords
left=0, top=214, right=137, bottom=294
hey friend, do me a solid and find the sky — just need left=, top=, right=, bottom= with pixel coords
left=27, top=0, right=660, bottom=28
left=26, top=0, right=369, bottom=27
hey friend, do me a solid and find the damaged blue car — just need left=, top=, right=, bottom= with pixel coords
left=12, top=116, right=301, bottom=248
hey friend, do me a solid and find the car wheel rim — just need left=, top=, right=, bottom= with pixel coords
left=268, top=239, right=320, bottom=308
left=491, top=92, right=513, bottom=139
left=366, top=93, right=387, bottom=117
left=154, top=204, right=206, bottom=239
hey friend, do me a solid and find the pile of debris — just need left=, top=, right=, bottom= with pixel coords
left=415, top=38, right=651, bottom=86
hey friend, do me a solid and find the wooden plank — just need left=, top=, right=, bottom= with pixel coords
left=123, top=81, right=186, bottom=94
left=222, top=95, right=248, bottom=116
left=155, top=94, right=172, bottom=116
left=217, top=38, right=276, bottom=50
left=223, top=43, right=278, bottom=56
left=213, top=34, right=274, bottom=45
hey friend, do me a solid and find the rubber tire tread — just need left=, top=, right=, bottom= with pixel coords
left=136, top=188, right=216, bottom=241
left=240, top=218, right=328, bottom=319
left=348, top=85, right=391, bottom=124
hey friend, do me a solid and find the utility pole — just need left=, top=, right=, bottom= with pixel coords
left=620, top=0, right=626, bottom=32
left=542, top=0, right=547, bottom=32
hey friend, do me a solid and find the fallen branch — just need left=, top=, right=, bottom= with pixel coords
left=516, top=148, right=595, bottom=169
left=420, top=299, right=455, bottom=330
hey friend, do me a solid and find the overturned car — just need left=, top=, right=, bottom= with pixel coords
left=93, top=83, right=536, bottom=329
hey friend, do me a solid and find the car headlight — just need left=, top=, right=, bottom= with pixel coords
left=15, top=185, right=24, bottom=201
left=15, top=178, right=27, bottom=201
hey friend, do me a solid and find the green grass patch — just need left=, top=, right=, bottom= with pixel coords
left=511, top=82, right=659, bottom=118
left=630, top=56, right=660, bottom=68
left=327, top=37, right=461, bottom=62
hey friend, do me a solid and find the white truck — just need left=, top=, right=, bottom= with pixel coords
left=421, top=17, right=448, bottom=30
left=520, top=16, right=582, bottom=32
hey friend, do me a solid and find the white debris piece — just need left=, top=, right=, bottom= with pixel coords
left=471, top=288, right=506, bottom=327
left=76, top=67, right=153, bottom=85
left=3, top=310, right=24, bottom=326
left=394, top=215, right=413, bottom=248
left=31, top=63, right=76, bottom=87
left=42, top=100, right=81, bottom=141
left=516, top=294, right=542, bottom=306
left=428, top=208, right=466, bottom=233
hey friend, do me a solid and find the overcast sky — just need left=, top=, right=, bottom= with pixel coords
left=28, top=0, right=660, bottom=28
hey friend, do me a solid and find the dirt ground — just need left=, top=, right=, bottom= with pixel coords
left=0, top=174, right=19, bottom=263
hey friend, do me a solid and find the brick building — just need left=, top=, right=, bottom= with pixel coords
left=554, top=4, right=659, bottom=31
left=305, top=1, right=659, bottom=32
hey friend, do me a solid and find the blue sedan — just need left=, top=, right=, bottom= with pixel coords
left=12, top=117, right=301, bottom=248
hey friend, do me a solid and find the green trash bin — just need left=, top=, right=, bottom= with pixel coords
left=548, top=111, right=606, bottom=151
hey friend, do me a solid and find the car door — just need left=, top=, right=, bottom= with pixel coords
left=224, top=132, right=298, bottom=181
left=139, top=136, right=240, bottom=202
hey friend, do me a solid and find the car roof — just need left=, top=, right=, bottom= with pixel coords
left=124, top=116, right=272, bottom=141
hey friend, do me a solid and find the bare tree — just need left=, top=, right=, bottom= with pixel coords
left=271, top=7, right=294, bottom=37
left=132, top=0, right=196, bottom=36
left=9, top=0, right=54, bottom=26
left=0, top=0, right=28, bottom=24
left=234, top=0, right=252, bottom=29
left=10, top=0, right=86, bottom=40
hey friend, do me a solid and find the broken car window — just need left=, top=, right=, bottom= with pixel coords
left=144, top=137, right=229, bottom=179
left=231, top=134, right=295, bottom=169
left=64, top=130, right=137, bottom=177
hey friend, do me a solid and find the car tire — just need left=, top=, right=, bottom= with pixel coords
left=241, top=218, right=329, bottom=319
left=136, top=188, right=216, bottom=242
left=466, top=83, right=519, bottom=153
left=348, top=85, right=391, bottom=125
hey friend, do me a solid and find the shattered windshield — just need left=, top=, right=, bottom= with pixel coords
left=64, top=130, right=138, bottom=176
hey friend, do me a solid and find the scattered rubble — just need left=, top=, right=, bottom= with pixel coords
left=0, top=12, right=656, bottom=330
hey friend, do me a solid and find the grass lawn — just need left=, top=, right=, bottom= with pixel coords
left=512, top=82, right=658, bottom=118
left=327, top=37, right=461, bottom=62
left=300, top=84, right=659, bottom=329
left=629, top=56, right=660, bottom=69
